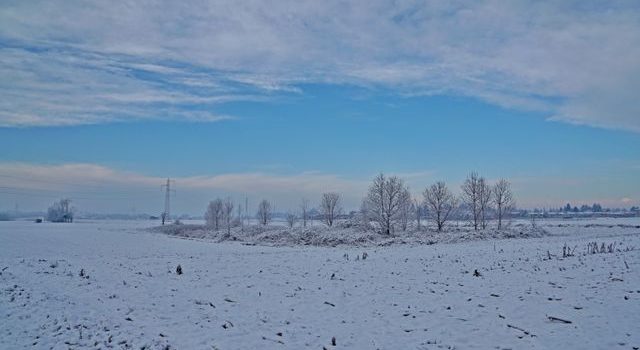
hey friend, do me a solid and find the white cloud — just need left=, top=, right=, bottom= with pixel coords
left=1, top=1, right=639, bottom=130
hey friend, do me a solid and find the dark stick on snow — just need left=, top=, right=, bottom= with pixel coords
left=548, top=316, right=572, bottom=324
left=507, top=324, right=535, bottom=336
left=507, top=324, right=526, bottom=333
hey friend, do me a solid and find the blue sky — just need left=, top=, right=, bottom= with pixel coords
left=0, top=1, right=639, bottom=214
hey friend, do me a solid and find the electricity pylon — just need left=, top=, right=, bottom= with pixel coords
left=161, top=178, right=175, bottom=225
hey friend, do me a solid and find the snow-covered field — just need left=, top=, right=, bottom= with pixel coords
left=1, top=219, right=639, bottom=349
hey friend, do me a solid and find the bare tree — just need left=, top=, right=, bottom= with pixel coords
left=256, top=199, right=272, bottom=226
left=478, top=177, right=492, bottom=229
left=286, top=211, right=298, bottom=228
left=223, top=197, right=234, bottom=235
left=300, top=198, right=310, bottom=228
left=398, top=190, right=412, bottom=231
left=245, top=197, right=249, bottom=226
left=461, top=172, right=482, bottom=231
left=358, top=199, right=372, bottom=231
left=320, top=192, right=341, bottom=227
left=363, top=173, right=410, bottom=235
left=236, top=203, right=244, bottom=233
left=414, top=199, right=422, bottom=230
left=423, top=181, right=457, bottom=232
left=205, top=198, right=224, bottom=230
left=493, top=179, right=515, bottom=230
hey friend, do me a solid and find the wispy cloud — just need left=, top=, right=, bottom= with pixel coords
left=1, top=1, right=640, bottom=130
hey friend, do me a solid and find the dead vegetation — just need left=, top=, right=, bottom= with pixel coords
left=150, top=222, right=548, bottom=248
left=546, top=241, right=635, bottom=261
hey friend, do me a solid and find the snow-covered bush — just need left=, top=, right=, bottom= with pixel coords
left=151, top=220, right=548, bottom=248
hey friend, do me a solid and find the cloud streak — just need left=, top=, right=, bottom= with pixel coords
left=1, top=1, right=640, bottom=130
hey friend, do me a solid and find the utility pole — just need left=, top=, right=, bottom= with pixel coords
left=161, top=178, right=175, bottom=225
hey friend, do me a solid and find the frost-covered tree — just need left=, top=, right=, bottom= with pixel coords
left=47, top=198, right=73, bottom=223
left=286, top=211, right=298, bottom=228
left=222, top=197, right=234, bottom=235
left=423, top=181, right=457, bottom=232
left=462, top=172, right=485, bottom=231
left=300, top=198, right=310, bottom=228
left=478, top=177, right=492, bottom=230
left=358, top=199, right=373, bottom=231
left=205, top=198, right=224, bottom=230
left=320, top=192, right=341, bottom=227
left=363, top=173, right=410, bottom=235
left=414, top=199, right=423, bottom=230
left=256, top=199, right=272, bottom=226
left=236, top=203, right=244, bottom=233
left=398, top=190, right=412, bottom=231
left=492, top=179, right=514, bottom=230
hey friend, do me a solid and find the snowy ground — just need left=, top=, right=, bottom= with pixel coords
left=1, top=219, right=639, bottom=349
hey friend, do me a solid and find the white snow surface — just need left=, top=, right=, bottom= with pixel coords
left=1, top=219, right=639, bottom=349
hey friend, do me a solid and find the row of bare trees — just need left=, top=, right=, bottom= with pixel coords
left=461, top=172, right=514, bottom=230
left=425, top=172, right=514, bottom=232
left=204, top=172, right=514, bottom=233
left=360, top=172, right=515, bottom=234
left=285, top=193, right=342, bottom=228
left=47, top=198, right=74, bottom=223
left=205, top=198, right=235, bottom=235
left=205, top=194, right=343, bottom=230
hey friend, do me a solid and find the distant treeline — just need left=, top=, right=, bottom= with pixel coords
left=515, top=203, right=639, bottom=219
